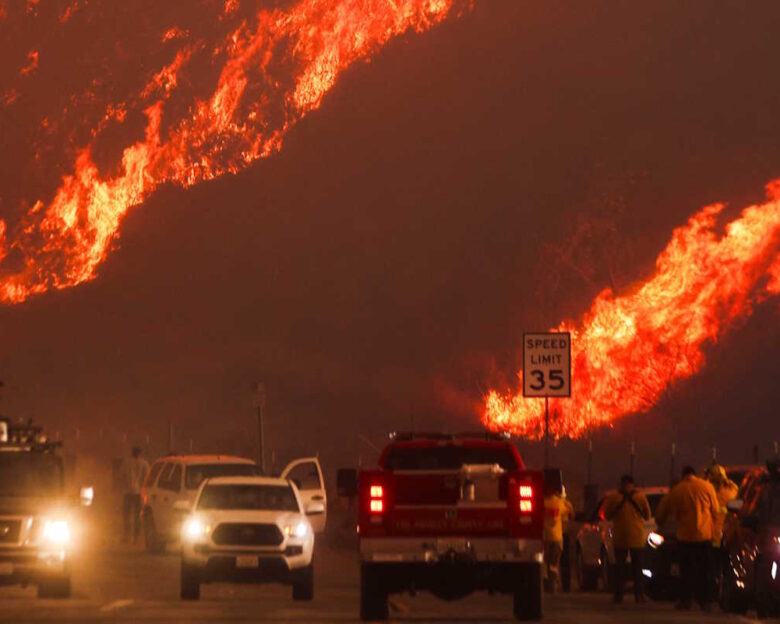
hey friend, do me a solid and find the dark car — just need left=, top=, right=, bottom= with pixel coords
left=720, top=461, right=780, bottom=618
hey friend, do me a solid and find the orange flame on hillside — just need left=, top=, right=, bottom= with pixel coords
left=0, top=0, right=461, bottom=304
left=483, top=181, right=780, bottom=439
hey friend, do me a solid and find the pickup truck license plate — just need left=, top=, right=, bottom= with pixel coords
left=0, top=563, right=13, bottom=575
left=235, top=555, right=259, bottom=569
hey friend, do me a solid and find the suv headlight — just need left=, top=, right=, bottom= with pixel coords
left=42, top=519, right=70, bottom=546
left=647, top=531, right=664, bottom=548
left=284, top=522, right=309, bottom=539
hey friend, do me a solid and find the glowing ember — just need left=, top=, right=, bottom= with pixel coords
left=483, top=181, right=780, bottom=439
left=0, top=0, right=461, bottom=304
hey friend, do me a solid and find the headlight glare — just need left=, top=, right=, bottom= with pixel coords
left=181, top=517, right=210, bottom=542
left=647, top=531, right=664, bottom=548
left=42, top=519, right=70, bottom=545
left=284, top=522, right=309, bottom=539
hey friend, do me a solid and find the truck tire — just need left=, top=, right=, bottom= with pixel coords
left=144, top=513, right=166, bottom=554
left=292, top=563, right=314, bottom=601
left=38, top=575, right=71, bottom=599
left=513, top=563, right=543, bottom=621
left=576, top=547, right=599, bottom=591
left=180, top=562, right=201, bottom=600
left=360, top=563, right=388, bottom=621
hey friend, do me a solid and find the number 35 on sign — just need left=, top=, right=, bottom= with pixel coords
left=522, top=332, right=571, bottom=397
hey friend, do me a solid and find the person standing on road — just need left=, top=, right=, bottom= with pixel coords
left=707, top=464, right=739, bottom=601
left=122, top=446, right=149, bottom=544
left=604, top=475, right=651, bottom=604
left=707, top=464, right=738, bottom=547
left=655, top=465, right=719, bottom=611
left=543, top=485, right=574, bottom=593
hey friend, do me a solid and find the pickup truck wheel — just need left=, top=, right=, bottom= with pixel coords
left=38, top=575, right=71, bottom=599
left=360, top=563, right=388, bottom=621
left=513, top=564, right=543, bottom=621
left=180, top=562, right=201, bottom=600
left=144, top=513, right=166, bottom=554
left=292, top=563, right=314, bottom=601
left=576, top=547, right=599, bottom=591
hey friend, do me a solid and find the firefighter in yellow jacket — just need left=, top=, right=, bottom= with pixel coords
left=604, top=475, right=651, bottom=603
left=707, top=464, right=738, bottom=546
left=655, top=466, right=719, bottom=610
left=544, top=487, right=574, bottom=593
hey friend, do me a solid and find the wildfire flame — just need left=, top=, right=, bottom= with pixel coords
left=0, top=0, right=461, bottom=304
left=483, top=181, right=780, bottom=439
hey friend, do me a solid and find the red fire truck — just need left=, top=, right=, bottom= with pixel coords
left=340, top=432, right=545, bottom=621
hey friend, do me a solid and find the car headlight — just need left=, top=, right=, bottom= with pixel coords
left=42, top=519, right=70, bottom=546
left=647, top=531, right=664, bottom=548
left=284, top=522, right=309, bottom=539
left=181, top=517, right=211, bottom=542
left=773, top=536, right=780, bottom=546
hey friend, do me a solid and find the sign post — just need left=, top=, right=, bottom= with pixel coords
left=522, top=332, right=571, bottom=467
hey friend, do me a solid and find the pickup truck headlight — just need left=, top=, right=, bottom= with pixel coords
left=647, top=531, right=664, bottom=548
left=284, top=522, right=309, bottom=539
left=181, top=517, right=211, bottom=543
left=42, top=519, right=70, bottom=546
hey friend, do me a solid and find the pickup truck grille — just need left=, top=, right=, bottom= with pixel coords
left=211, top=523, right=282, bottom=546
left=0, top=519, right=22, bottom=545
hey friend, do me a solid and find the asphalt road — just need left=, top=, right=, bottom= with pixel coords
left=0, top=539, right=764, bottom=623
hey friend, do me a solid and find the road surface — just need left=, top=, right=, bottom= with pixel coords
left=0, top=540, right=761, bottom=623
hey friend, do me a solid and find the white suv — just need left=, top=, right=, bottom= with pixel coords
left=180, top=476, right=319, bottom=600
left=142, top=455, right=327, bottom=552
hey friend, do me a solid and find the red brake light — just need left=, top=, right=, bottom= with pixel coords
left=369, top=483, right=384, bottom=514
left=519, top=483, right=533, bottom=513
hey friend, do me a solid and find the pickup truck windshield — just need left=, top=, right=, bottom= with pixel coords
left=385, top=445, right=518, bottom=471
left=198, top=484, right=299, bottom=511
left=0, top=453, right=64, bottom=496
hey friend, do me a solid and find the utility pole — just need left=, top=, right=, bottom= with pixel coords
left=254, top=382, right=266, bottom=474
left=544, top=397, right=550, bottom=468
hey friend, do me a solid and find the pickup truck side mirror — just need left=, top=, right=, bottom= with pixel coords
left=305, top=501, right=325, bottom=516
left=726, top=499, right=743, bottom=513
left=173, top=500, right=191, bottom=513
left=337, top=468, right=358, bottom=498
left=79, top=486, right=94, bottom=507
left=739, top=514, right=759, bottom=531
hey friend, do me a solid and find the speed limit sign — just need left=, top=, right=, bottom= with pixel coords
left=522, top=332, right=571, bottom=397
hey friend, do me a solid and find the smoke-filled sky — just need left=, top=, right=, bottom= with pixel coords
left=1, top=0, right=779, bottom=485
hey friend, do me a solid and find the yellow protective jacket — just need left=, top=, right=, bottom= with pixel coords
left=604, top=489, right=651, bottom=549
left=655, top=475, right=719, bottom=543
left=544, top=494, right=574, bottom=543
left=712, top=480, right=739, bottom=545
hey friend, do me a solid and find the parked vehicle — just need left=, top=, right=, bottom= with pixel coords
left=575, top=487, right=670, bottom=594
left=0, top=419, right=92, bottom=598
left=341, top=431, right=545, bottom=622
left=720, top=461, right=780, bottom=618
left=142, top=454, right=326, bottom=552
left=180, top=476, right=320, bottom=600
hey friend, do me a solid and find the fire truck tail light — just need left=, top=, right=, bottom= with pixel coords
left=518, top=484, right=533, bottom=514
left=369, top=483, right=384, bottom=515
